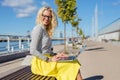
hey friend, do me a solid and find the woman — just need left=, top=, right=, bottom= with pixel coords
left=30, top=6, right=83, bottom=80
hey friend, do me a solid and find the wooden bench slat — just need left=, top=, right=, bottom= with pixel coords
left=1, top=67, right=28, bottom=80
left=17, top=71, right=32, bottom=80
left=25, top=74, right=37, bottom=80
left=22, top=71, right=34, bottom=80
left=36, top=76, right=46, bottom=80
left=12, top=69, right=29, bottom=79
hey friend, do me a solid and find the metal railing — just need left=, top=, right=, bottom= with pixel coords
left=0, top=35, right=30, bottom=54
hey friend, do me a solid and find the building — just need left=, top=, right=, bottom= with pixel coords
left=98, top=18, right=120, bottom=41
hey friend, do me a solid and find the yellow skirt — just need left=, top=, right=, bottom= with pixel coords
left=31, top=56, right=81, bottom=80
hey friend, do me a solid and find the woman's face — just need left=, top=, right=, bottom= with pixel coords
left=42, top=10, right=52, bottom=26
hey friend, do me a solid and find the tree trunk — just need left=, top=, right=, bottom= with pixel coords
left=64, top=22, right=66, bottom=53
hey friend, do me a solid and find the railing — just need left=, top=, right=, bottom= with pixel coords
left=0, top=34, right=79, bottom=54
left=0, top=35, right=30, bottom=54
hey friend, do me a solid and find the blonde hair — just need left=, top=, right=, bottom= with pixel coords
left=36, top=6, right=58, bottom=37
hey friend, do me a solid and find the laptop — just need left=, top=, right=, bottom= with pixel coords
left=58, top=46, right=86, bottom=62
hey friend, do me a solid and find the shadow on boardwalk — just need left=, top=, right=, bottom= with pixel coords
left=84, top=75, right=104, bottom=80
left=85, top=47, right=106, bottom=51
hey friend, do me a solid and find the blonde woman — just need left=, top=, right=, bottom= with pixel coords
left=30, top=6, right=83, bottom=80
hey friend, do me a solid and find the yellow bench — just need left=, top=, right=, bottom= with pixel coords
left=0, top=66, right=56, bottom=80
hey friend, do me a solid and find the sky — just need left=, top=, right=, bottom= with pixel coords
left=0, top=0, right=120, bottom=37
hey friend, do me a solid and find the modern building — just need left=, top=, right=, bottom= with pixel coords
left=98, top=18, right=120, bottom=41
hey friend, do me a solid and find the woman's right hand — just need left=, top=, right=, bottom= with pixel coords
left=50, top=55, right=61, bottom=62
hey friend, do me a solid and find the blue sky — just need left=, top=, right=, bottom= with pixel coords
left=0, top=0, right=120, bottom=37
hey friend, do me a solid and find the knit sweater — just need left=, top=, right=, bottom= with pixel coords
left=30, top=24, right=52, bottom=61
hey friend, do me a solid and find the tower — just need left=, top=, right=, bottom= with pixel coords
left=95, top=4, right=98, bottom=40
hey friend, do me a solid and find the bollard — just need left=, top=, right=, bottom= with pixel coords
left=11, top=46, right=14, bottom=53
left=7, top=37, right=10, bottom=52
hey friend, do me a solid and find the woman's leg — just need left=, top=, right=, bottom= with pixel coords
left=76, top=70, right=83, bottom=80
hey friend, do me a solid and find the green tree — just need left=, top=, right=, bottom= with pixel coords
left=70, top=18, right=81, bottom=36
left=78, top=28, right=85, bottom=42
left=55, top=0, right=77, bottom=53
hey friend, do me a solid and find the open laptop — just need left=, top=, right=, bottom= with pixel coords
left=58, top=46, right=86, bottom=62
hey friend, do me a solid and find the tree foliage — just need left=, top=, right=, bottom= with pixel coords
left=55, top=0, right=78, bottom=53
left=55, top=0, right=77, bottom=23
left=70, top=18, right=81, bottom=33
left=78, top=28, right=85, bottom=40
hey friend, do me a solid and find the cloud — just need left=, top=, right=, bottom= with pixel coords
left=112, top=1, right=120, bottom=6
left=16, top=13, right=29, bottom=18
left=15, top=5, right=37, bottom=18
left=1, top=0, right=37, bottom=18
left=1, top=0, right=33, bottom=7
left=41, top=1, right=49, bottom=6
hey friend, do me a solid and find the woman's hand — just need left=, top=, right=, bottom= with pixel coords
left=50, top=52, right=69, bottom=62
left=50, top=55, right=61, bottom=62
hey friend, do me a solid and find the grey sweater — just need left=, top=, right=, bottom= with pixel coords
left=30, top=24, right=52, bottom=61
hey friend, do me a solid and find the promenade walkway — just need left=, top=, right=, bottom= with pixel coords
left=79, top=40, right=120, bottom=80
left=0, top=40, right=120, bottom=80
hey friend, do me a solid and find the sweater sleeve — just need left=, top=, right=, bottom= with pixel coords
left=30, top=25, right=48, bottom=61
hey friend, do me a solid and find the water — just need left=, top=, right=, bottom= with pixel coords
left=0, top=40, right=64, bottom=53
left=52, top=40, right=64, bottom=45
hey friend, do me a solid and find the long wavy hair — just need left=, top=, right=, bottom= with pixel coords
left=36, top=6, right=58, bottom=37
